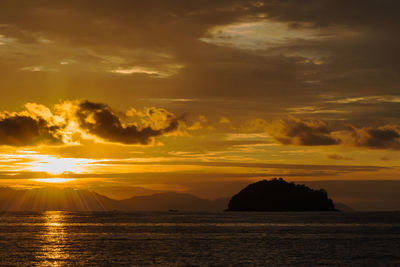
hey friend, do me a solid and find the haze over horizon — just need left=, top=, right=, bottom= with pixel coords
left=1, top=0, right=400, bottom=211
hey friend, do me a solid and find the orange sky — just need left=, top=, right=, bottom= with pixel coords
left=0, top=1, right=400, bottom=209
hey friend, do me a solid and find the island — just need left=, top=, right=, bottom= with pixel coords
left=226, top=178, right=336, bottom=211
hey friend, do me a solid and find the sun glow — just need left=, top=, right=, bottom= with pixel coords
left=32, top=178, right=76, bottom=183
left=29, top=155, right=91, bottom=174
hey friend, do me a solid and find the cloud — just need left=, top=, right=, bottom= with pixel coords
left=267, top=117, right=340, bottom=146
left=21, top=65, right=57, bottom=72
left=76, top=100, right=179, bottom=145
left=110, top=64, right=183, bottom=78
left=201, top=19, right=330, bottom=51
left=257, top=117, right=400, bottom=151
left=0, top=115, right=62, bottom=146
left=348, top=125, right=400, bottom=150
left=0, top=100, right=180, bottom=147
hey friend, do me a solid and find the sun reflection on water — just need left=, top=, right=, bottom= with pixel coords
left=38, top=211, right=70, bottom=266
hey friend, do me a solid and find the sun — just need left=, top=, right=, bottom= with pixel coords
left=30, top=156, right=83, bottom=174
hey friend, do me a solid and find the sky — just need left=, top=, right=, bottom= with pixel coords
left=0, top=0, right=400, bottom=210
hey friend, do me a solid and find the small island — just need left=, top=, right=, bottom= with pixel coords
left=227, top=178, right=336, bottom=211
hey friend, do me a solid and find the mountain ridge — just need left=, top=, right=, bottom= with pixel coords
left=0, top=187, right=229, bottom=212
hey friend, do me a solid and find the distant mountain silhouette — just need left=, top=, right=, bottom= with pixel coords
left=227, top=178, right=336, bottom=211
left=119, top=192, right=228, bottom=211
left=334, top=202, right=355, bottom=212
left=0, top=187, right=228, bottom=212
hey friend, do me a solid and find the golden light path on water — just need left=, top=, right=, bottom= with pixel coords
left=37, top=211, right=70, bottom=266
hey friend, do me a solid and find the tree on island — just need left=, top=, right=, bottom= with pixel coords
left=227, top=178, right=336, bottom=211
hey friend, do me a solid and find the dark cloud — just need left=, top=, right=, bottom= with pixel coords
left=266, top=117, right=400, bottom=150
left=0, top=115, right=62, bottom=146
left=76, top=100, right=179, bottom=144
left=268, top=118, right=340, bottom=146
left=349, top=125, right=400, bottom=150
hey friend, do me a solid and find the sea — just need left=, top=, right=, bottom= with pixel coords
left=0, top=211, right=399, bottom=266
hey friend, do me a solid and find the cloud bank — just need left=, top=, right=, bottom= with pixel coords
left=263, top=117, right=400, bottom=150
left=0, top=100, right=179, bottom=146
left=348, top=125, right=400, bottom=150
left=267, top=117, right=340, bottom=146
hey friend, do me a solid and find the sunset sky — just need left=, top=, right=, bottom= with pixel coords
left=0, top=0, right=400, bottom=209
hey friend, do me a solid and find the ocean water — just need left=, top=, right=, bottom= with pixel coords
left=0, top=211, right=399, bottom=266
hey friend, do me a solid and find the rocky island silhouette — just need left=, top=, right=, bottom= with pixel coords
left=227, top=178, right=336, bottom=211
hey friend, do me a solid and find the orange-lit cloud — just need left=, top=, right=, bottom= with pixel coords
left=76, top=100, right=179, bottom=145
left=0, top=100, right=180, bottom=146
